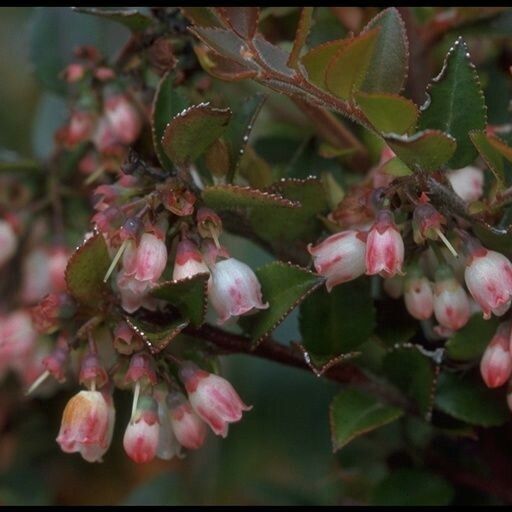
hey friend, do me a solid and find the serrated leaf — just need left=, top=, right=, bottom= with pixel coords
left=150, top=273, right=209, bottom=327
left=435, top=371, right=509, bottom=427
left=360, top=8, right=409, bottom=94
left=288, top=7, right=314, bottom=69
left=194, top=45, right=258, bottom=82
left=469, top=129, right=511, bottom=189
left=383, top=348, right=435, bottom=417
left=299, top=278, right=376, bottom=358
left=301, top=39, right=349, bottom=88
left=215, top=7, right=260, bottom=39
left=162, top=104, right=231, bottom=168
left=356, top=92, right=418, bottom=135
left=325, top=29, right=380, bottom=100
left=419, top=37, right=487, bottom=168
left=372, top=469, right=454, bottom=506
left=72, top=7, right=153, bottom=31
left=295, top=343, right=361, bottom=377
left=224, top=94, right=267, bottom=183
left=65, top=234, right=111, bottom=309
left=381, top=155, right=413, bottom=176
left=181, top=7, right=222, bottom=28
left=242, top=262, right=324, bottom=345
left=446, top=314, right=499, bottom=361
left=151, top=71, right=189, bottom=171
left=330, top=389, right=404, bottom=451
left=125, top=317, right=188, bottom=355
left=253, top=34, right=295, bottom=77
left=384, top=130, right=456, bottom=171
left=202, top=184, right=299, bottom=210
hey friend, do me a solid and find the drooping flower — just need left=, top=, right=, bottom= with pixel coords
left=365, top=210, right=404, bottom=278
left=0, top=219, right=17, bottom=268
left=480, top=322, right=512, bottom=388
left=104, top=94, right=141, bottom=146
left=172, top=239, right=209, bottom=281
left=307, top=230, right=366, bottom=292
left=127, top=233, right=168, bottom=283
left=180, top=362, right=252, bottom=438
left=56, top=389, right=115, bottom=463
left=447, top=166, right=484, bottom=203
left=404, top=266, right=434, bottom=320
left=167, top=390, right=207, bottom=450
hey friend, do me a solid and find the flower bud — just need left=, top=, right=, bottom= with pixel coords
left=58, top=110, right=96, bottom=147
left=208, top=257, right=268, bottom=324
left=113, top=321, right=144, bottom=355
left=57, top=390, right=115, bottom=462
left=480, top=322, right=512, bottom=388
left=42, top=340, right=69, bottom=383
left=167, top=391, right=207, bottom=450
left=447, top=166, right=484, bottom=203
left=123, top=395, right=160, bottom=464
left=0, top=219, right=17, bottom=268
left=404, top=266, right=434, bottom=320
left=433, top=265, right=470, bottom=331
left=104, top=94, right=141, bottom=146
left=307, top=230, right=366, bottom=292
left=197, top=207, right=222, bottom=243
left=161, top=185, right=196, bottom=216
left=412, top=203, right=445, bottom=245
left=172, top=239, right=210, bottom=281
left=125, top=353, right=157, bottom=387
left=79, top=352, right=108, bottom=389
left=180, top=362, right=252, bottom=438
left=464, top=241, right=512, bottom=320
left=365, top=210, right=404, bottom=278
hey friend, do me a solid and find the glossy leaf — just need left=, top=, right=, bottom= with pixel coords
left=151, top=71, right=188, bottom=171
left=215, top=7, right=260, bottom=39
left=372, top=469, right=454, bottom=506
left=435, top=371, right=509, bottom=427
left=242, top=262, right=324, bottom=346
left=355, top=91, right=418, bottom=135
left=224, top=94, right=267, bottom=183
left=72, top=7, right=153, bottom=31
left=469, top=129, right=512, bottom=189
left=330, top=389, right=404, bottom=451
left=325, top=29, right=380, bottom=100
left=445, top=314, right=499, bottom=361
left=418, top=37, right=487, bottom=168
left=299, top=278, right=376, bottom=357
left=301, top=39, right=348, bottom=87
left=471, top=221, right=512, bottom=255
left=360, top=8, right=409, bottom=94
left=161, top=104, right=231, bottom=168
left=125, top=317, right=189, bottom=355
left=151, top=273, right=210, bottom=327
left=384, top=130, right=456, bottom=171
left=65, top=234, right=111, bottom=309
left=383, top=348, right=435, bottom=417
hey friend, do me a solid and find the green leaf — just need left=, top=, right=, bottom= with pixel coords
left=435, top=371, right=509, bottom=427
left=372, top=469, right=454, bottom=506
left=287, top=7, right=314, bottom=69
left=242, top=262, right=324, bottom=345
left=382, top=348, right=435, bottom=417
left=325, top=29, right=380, bottom=100
left=162, top=103, right=231, bottom=168
left=72, top=7, right=153, bottom=31
left=380, top=156, right=413, bottom=176
left=202, top=184, right=299, bottom=210
left=446, top=314, right=499, bottom=361
left=151, top=71, right=189, bottom=171
left=150, top=273, right=210, bottom=327
left=65, top=234, right=111, bottom=309
left=301, top=39, right=348, bottom=88
left=225, top=94, right=267, bottom=183
left=471, top=222, right=512, bottom=255
left=418, top=37, right=487, bottom=168
left=330, top=389, right=404, bottom=451
left=360, top=8, right=409, bottom=94
left=299, top=278, right=376, bottom=357
left=125, top=317, right=189, bottom=355
left=384, top=130, right=456, bottom=171
left=469, top=129, right=512, bottom=189
left=180, top=7, right=223, bottom=28
left=356, top=92, right=418, bottom=135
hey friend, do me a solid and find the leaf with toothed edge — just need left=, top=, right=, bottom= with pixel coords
left=224, top=94, right=267, bottom=183
left=150, top=273, right=210, bottom=327
left=125, top=317, right=189, bottom=355
left=295, top=343, right=361, bottom=377
left=418, top=37, right=487, bottom=169
left=330, top=389, right=404, bottom=451
left=239, top=261, right=325, bottom=347
left=161, top=103, right=232, bottom=168
left=151, top=71, right=189, bottom=171
left=181, top=7, right=223, bottom=28
left=214, top=7, right=260, bottom=39
left=287, top=7, right=314, bottom=69
left=65, top=233, right=111, bottom=309
left=301, top=39, right=349, bottom=88
left=360, top=7, right=409, bottom=94
left=71, top=7, right=153, bottom=31
left=202, top=184, right=300, bottom=210
left=384, top=130, right=456, bottom=171
left=299, top=278, right=376, bottom=363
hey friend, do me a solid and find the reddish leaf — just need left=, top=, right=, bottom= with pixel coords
left=215, top=7, right=260, bottom=39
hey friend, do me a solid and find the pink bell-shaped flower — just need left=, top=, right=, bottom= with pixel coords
left=480, top=322, right=512, bottom=388
left=307, top=230, right=366, bottom=292
left=104, top=94, right=141, bottom=146
left=447, top=166, right=484, bottom=203
left=128, top=233, right=168, bottom=283
left=180, top=362, right=252, bottom=438
left=365, top=210, right=404, bottom=278
left=0, top=219, right=17, bottom=268
left=172, top=239, right=209, bottom=281
left=167, top=390, right=207, bottom=450
left=403, top=266, right=434, bottom=320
